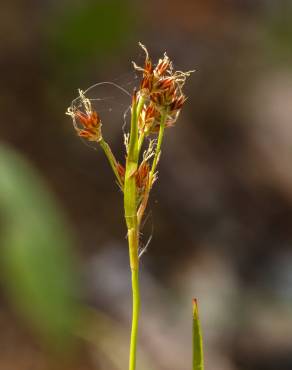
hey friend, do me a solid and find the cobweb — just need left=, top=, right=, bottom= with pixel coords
left=68, top=70, right=140, bottom=151
left=68, top=44, right=152, bottom=149
left=68, top=60, right=155, bottom=255
left=138, top=210, right=154, bottom=259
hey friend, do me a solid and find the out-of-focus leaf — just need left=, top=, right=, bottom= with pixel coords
left=263, top=5, right=292, bottom=62
left=0, top=144, right=80, bottom=348
left=46, top=0, right=135, bottom=68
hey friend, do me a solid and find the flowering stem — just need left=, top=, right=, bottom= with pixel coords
left=124, top=94, right=145, bottom=370
left=67, top=43, right=194, bottom=370
left=99, top=138, right=123, bottom=188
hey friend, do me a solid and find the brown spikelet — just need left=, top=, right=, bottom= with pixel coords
left=75, top=110, right=102, bottom=141
left=116, top=162, right=125, bottom=184
left=135, top=161, right=150, bottom=190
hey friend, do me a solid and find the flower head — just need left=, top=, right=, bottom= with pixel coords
left=133, top=43, right=194, bottom=133
left=66, top=89, right=102, bottom=142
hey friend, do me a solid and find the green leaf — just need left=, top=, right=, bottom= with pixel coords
left=0, top=144, right=80, bottom=348
left=192, top=298, right=205, bottom=370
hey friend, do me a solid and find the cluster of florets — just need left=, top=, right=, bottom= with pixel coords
left=133, top=43, right=194, bottom=135
left=66, top=90, right=102, bottom=142
left=117, top=139, right=156, bottom=200
left=66, top=44, right=193, bottom=143
left=66, top=44, right=193, bottom=200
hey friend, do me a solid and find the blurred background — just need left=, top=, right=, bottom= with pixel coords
left=1, top=0, right=292, bottom=369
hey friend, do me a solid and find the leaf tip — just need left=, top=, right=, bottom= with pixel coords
left=192, top=297, right=199, bottom=319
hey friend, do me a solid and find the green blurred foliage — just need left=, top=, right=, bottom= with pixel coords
left=46, top=0, right=135, bottom=70
left=263, top=4, right=292, bottom=63
left=0, top=144, right=80, bottom=348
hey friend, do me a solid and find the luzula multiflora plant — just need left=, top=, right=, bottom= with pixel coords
left=67, top=43, right=204, bottom=370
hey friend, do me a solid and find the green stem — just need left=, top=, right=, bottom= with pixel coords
left=138, top=132, right=145, bottom=155
left=137, top=110, right=168, bottom=226
left=124, top=94, right=145, bottom=370
left=150, top=110, right=168, bottom=179
left=99, top=138, right=123, bottom=188
left=128, top=229, right=140, bottom=370
left=192, top=299, right=204, bottom=370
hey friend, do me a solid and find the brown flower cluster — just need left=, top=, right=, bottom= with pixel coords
left=133, top=43, right=194, bottom=134
left=66, top=89, right=102, bottom=142
left=116, top=160, right=150, bottom=197
left=75, top=110, right=101, bottom=141
left=66, top=44, right=193, bottom=143
left=66, top=43, right=193, bottom=224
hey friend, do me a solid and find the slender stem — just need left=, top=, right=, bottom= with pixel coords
left=136, top=96, right=147, bottom=156
left=128, top=228, right=140, bottom=370
left=138, top=132, right=145, bottom=155
left=129, top=111, right=168, bottom=365
left=192, top=299, right=204, bottom=370
left=124, top=94, right=145, bottom=370
left=136, top=96, right=145, bottom=125
left=99, top=138, right=123, bottom=188
left=150, top=109, right=168, bottom=179
left=129, top=268, right=140, bottom=370
left=138, top=110, right=168, bottom=225
left=137, top=110, right=168, bottom=225
left=124, top=99, right=138, bottom=230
